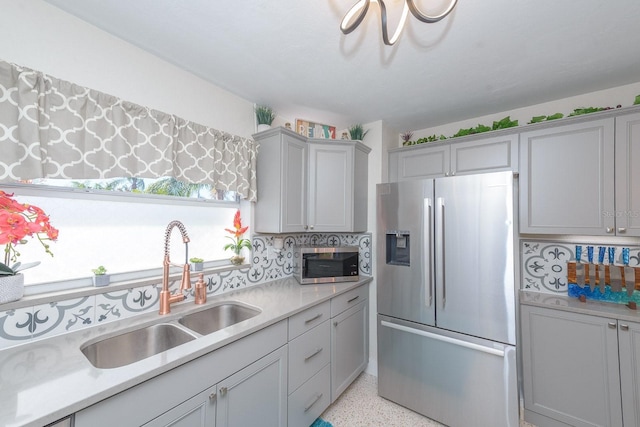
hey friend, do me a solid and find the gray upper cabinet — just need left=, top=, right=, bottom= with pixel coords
left=254, top=127, right=307, bottom=233
left=389, top=133, right=517, bottom=181
left=615, top=112, right=640, bottom=237
left=255, top=128, right=370, bottom=233
left=519, top=118, right=616, bottom=235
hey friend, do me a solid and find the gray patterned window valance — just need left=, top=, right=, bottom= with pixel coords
left=0, top=60, right=257, bottom=201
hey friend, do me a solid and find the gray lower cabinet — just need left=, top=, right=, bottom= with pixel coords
left=216, top=346, right=288, bottom=427
left=330, top=284, right=369, bottom=402
left=287, top=301, right=332, bottom=427
left=388, top=133, right=517, bottom=181
left=143, top=385, right=217, bottom=427
left=521, top=305, right=631, bottom=427
left=74, top=321, right=288, bottom=427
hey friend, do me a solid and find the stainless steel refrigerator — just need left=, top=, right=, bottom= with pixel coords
left=377, top=171, right=518, bottom=427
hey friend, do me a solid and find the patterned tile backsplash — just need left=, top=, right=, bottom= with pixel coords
left=0, top=233, right=371, bottom=350
left=521, top=239, right=640, bottom=294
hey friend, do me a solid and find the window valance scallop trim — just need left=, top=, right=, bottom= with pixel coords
left=0, top=60, right=257, bottom=201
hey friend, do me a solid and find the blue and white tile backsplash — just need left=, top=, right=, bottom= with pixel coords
left=0, top=233, right=371, bottom=349
left=521, top=239, right=640, bottom=294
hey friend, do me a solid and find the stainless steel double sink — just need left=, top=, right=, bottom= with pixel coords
left=81, top=302, right=261, bottom=369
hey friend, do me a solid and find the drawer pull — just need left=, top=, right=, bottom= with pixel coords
left=304, top=393, right=324, bottom=412
left=209, top=392, right=217, bottom=402
left=620, top=324, right=629, bottom=331
left=304, top=313, right=323, bottom=324
left=220, top=386, right=228, bottom=397
left=347, top=295, right=360, bottom=304
left=608, top=322, right=617, bottom=329
left=304, top=347, right=323, bottom=361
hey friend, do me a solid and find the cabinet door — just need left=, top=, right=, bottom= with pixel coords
left=617, top=320, right=640, bottom=427
left=331, top=299, right=368, bottom=402
left=615, top=112, right=640, bottom=237
left=143, top=385, right=216, bottom=427
left=281, top=134, right=307, bottom=233
left=389, top=144, right=449, bottom=181
left=216, top=346, right=288, bottom=427
left=519, top=118, right=615, bottom=235
left=521, top=305, right=623, bottom=427
left=307, top=143, right=353, bottom=232
left=450, top=133, right=517, bottom=175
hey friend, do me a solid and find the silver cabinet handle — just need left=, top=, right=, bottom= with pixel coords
left=451, top=171, right=455, bottom=176
left=606, top=227, right=614, bottom=233
left=209, top=392, right=217, bottom=402
left=304, top=313, right=322, bottom=324
left=347, top=295, right=360, bottom=304
left=608, top=322, right=617, bottom=329
left=309, top=225, right=314, bottom=230
left=620, top=324, right=629, bottom=331
left=304, top=225, right=309, bottom=230
left=304, top=393, right=324, bottom=412
left=304, top=347, right=323, bottom=361
left=618, top=228, right=627, bottom=233
left=220, top=386, right=228, bottom=397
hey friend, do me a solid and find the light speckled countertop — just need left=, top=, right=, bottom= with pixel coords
left=0, top=276, right=372, bottom=427
left=520, top=290, right=640, bottom=323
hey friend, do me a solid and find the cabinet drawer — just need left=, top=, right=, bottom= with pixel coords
left=289, top=320, right=331, bottom=392
left=288, top=364, right=331, bottom=427
left=289, top=300, right=330, bottom=340
left=331, top=285, right=368, bottom=317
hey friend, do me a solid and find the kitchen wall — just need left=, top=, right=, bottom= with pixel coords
left=410, top=81, right=640, bottom=145
left=0, top=0, right=255, bottom=138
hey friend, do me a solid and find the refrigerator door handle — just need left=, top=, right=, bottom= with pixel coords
left=436, top=197, right=446, bottom=308
left=380, top=320, right=505, bottom=357
left=424, top=197, right=433, bottom=307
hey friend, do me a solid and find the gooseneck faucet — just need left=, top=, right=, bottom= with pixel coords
left=159, top=220, right=192, bottom=315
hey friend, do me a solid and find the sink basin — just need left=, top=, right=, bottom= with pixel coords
left=81, top=323, right=196, bottom=369
left=178, top=302, right=261, bottom=335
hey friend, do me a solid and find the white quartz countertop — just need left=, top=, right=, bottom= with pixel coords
left=520, top=290, right=640, bottom=323
left=0, top=276, right=372, bottom=427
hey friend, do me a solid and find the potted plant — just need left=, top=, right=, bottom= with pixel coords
left=255, top=105, right=276, bottom=132
left=92, top=265, right=110, bottom=287
left=224, top=210, right=252, bottom=265
left=189, top=257, right=204, bottom=271
left=348, top=124, right=369, bottom=141
left=0, top=190, right=58, bottom=304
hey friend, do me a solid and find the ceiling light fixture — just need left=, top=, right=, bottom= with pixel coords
left=340, top=0, right=458, bottom=46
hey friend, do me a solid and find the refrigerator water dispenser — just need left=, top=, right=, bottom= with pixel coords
left=386, top=231, right=410, bottom=266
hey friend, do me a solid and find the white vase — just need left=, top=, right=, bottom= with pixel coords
left=257, top=124, right=271, bottom=132
left=0, top=274, right=24, bottom=304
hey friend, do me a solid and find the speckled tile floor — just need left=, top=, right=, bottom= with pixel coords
left=320, top=372, right=536, bottom=427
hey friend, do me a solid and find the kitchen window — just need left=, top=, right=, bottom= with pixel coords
left=2, top=179, right=241, bottom=295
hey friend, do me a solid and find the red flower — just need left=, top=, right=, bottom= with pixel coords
left=0, top=191, right=58, bottom=269
left=223, top=209, right=252, bottom=256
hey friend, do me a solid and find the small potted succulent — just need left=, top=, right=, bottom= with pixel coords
left=224, top=210, right=252, bottom=265
left=91, top=265, right=110, bottom=287
left=255, top=105, right=276, bottom=132
left=189, top=257, right=204, bottom=271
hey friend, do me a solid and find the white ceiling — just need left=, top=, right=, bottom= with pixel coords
left=43, top=0, right=640, bottom=132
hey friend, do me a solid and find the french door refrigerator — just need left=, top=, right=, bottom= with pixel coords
left=377, top=171, right=518, bottom=427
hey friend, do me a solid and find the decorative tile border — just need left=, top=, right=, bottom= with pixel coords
left=521, top=240, right=640, bottom=294
left=0, top=232, right=371, bottom=350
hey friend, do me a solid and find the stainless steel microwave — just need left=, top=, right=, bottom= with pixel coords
left=294, top=246, right=359, bottom=284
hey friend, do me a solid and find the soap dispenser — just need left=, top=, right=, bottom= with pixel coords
left=194, top=273, right=207, bottom=304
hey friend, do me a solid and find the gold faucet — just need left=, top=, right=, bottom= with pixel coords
left=159, top=220, right=192, bottom=315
